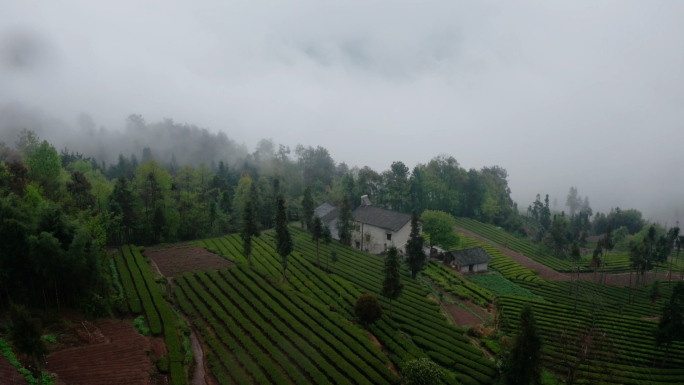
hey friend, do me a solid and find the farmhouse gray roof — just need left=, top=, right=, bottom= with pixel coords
left=352, top=205, right=412, bottom=232
left=449, top=247, right=492, bottom=265
left=314, top=202, right=339, bottom=225
left=313, top=201, right=412, bottom=233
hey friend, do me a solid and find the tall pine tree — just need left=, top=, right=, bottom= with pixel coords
left=275, top=196, right=293, bottom=283
left=406, top=212, right=426, bottom=279
left=382, top=245, right=403, bottom=319
left=504, top=304, right=543, bottom=385
left=312, top=215, right=323, bottom=268
left=301, top=186, right=314, bottom=230
left=240, top=198, right=260, bottom=268
left=337, top=196, right=353, bottom=246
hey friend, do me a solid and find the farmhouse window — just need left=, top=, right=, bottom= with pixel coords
left=386, top=233, right=392, bottom=241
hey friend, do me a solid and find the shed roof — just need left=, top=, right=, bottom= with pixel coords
left=449, top=247, right=492, bottom=266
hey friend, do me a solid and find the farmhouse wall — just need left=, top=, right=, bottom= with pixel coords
left=351, top=221, right=418, bottom=254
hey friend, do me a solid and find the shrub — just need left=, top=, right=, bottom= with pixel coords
left=133, top=316, right=149, bottom=336
left=355, top=293, right=383, bottom=326
left=403, top=358, right=444, bottom=385
left=157, top=356, right=169, bottom=373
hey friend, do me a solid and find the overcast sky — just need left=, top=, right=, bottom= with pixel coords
left=1, top=0, right=683, bottom=223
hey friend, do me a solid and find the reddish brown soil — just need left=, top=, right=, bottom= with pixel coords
left=0, top=355, right=29, bottom=385
left=454, top=226, right=571, bottom=281
left=145, top=243, right=233, bottom=277
left=46, top=319, right=157, bottom=385
left=445, top=301, right=481, bottom=327
left=568, top=270, right=684, bottom=286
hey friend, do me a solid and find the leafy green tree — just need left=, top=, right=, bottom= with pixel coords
left=382, top=245, right=403, bottom=319
left=301, top=186, right=314, bottom=230
left=407, top=212, right=427, bottom=279
left=354, top=293, right=383, bottom=326
left=311, top=215, right=324, bottom=268
left=655, top=281, right=684, bottom=365
left=10, top=304, right=47, bottom=376
left=503, top=304, right=542, bottom=385
left=109, top=176, right=137, bottom=244
left=66, top=170, right=95, bottom=211
left=26, top=140, right=62, bottom=198
left=403, top=358, right=443, bottom=385
left=240, top=199, right=260, bottom=268
left=337, top=196, right=353, bottom=246
left=421, top=210, right=459, bottom=250
left=275, top=196, right=293, bottom=283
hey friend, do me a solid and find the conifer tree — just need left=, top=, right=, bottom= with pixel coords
left=655, top=281, right=684, bottom=365
left=321, top=225, right=332, bottom=272
left=504, top=304, right=542, bottom=385
left=406, top=212, right=426, bottom=279
left=275, top=196, right=293, bottom=283
left=312, top=215, right=323, bottom=268
left=301, top=186, right=314, bottom=230
left=240, top=198, right=260, bottom=268
left=382, top=245, right=403, bottom=319
left=337, top=196, right=353, bottom=246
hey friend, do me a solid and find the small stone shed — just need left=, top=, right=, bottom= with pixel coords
left=445, top=247, right=492, bottom=273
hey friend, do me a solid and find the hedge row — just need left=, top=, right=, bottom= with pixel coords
left=114, top=251, right=141, bottom=313
left=125, top=245, right=186, bottom=385
left=122, top=245, right=162, bottom=335
left=226, top=267, right=398, bottom=384
left=174, top=284, right=249, bottom=384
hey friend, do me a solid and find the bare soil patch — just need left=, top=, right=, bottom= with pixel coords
left=46, top=319, right=159, bottom=385
left=145, top=243, right=233, bottom=277
left=568, top=270, right=684, bottom=286
left=454, top=226, right=570, bottom=281
left=0, top=355, right=29, bottom=385
left=444, top=301, right=482, bottom=327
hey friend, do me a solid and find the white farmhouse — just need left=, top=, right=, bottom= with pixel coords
left=314, top=195, right=419, bottom=254
left=446, top=247, right=492, bottom=273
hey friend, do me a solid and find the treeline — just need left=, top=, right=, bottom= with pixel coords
left=0, top=124, right=519, bottom=311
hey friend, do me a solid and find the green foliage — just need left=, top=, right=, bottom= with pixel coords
left=157, top=355, right=170, bottom=373
left=79, top=292, right=111, bottom=319
left=134, top=315, right=150, bottom=336
left=337, top=196, right=353, bottom=246
left=421, top=210, right=459, bottom=250
left=503, top=304, right=542, bottom=385
left=403, top=358, right=444, bottom=385
left=382, top=246, right=404, bottom=318
left=355, top=293, right=383, bottom=326
left=406, top=212, right=427, bottom=279
left=10, top=304, right=48, bottom=376
left=468, top=273, right=542, bottom=300
left=275, top=196, right=293, bottom=282
left=240, top=198, right=260, bottom=267
left=655, top=282, right=684, bottom=358
left=0, top=338, right=54, bottom=385
left=301, top=186, right=314, bottom=229
left=41, top=334, right=57, bottom=344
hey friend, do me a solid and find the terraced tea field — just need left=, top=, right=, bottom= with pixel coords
left=114, top=245, right=187, bottom=384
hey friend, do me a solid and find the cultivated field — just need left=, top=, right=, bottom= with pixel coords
left=46, top=320, right=153, bottom=385
left=114, top=244, right=187, bottom=384
left=145, top=244, right=233, bottom=277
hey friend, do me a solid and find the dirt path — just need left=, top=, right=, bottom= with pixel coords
left=568, top=270, right=684, bottom=286
left=190, top=332, right=206, bottom=385
left=454, top=226, right=570, bottom=281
